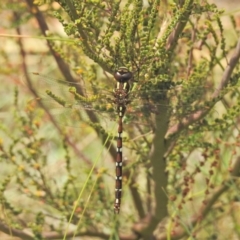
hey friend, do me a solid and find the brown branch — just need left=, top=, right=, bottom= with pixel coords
left=128, top=173, right=146, bottom=219
left=186, top=18, right=200, bottom=77
left=24, top=0, right=116, bottom=159
left=0, top=219, right=137, bottom=240
left=166, top=37, right=240, bottom=139
left=166, top=0, right=194, bottom=51
left=0, top=221, right=34, bottom=240
left=15, top=10, right=93, bottom=167
left=42, top=229, right=137, bottom=240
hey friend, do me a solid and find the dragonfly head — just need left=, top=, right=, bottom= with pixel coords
left=114, top=67, right=133, bottom=83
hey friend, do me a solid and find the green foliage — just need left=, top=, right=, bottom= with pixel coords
left=1, top=0, right=240, bottom=239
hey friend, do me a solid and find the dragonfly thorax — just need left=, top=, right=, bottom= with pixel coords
left=114, top=67, right=133, bottom=83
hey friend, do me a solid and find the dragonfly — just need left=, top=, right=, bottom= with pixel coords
left=112, top=67, right=132, bottom=214
left=23, top=67, right=213, bottom=214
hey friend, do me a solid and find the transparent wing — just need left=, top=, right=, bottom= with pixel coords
left=21, top=72, right=215, bottom=129
left=21, top=72, right=119, bottom=129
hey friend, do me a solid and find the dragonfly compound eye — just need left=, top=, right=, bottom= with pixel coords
left=114, top=67, right=133, bottom=83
